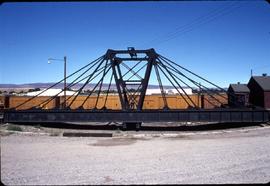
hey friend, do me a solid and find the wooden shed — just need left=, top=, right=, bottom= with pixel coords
left=227, top=83, right=250, bottom=107
left=247, top=75, right=270, bottom=109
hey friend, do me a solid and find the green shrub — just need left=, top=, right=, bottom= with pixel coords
left=34, top=124, right=41, bottom=129
left=7, top=125, right=23, bottom=132
left=49, top=132, right=59, bottom=136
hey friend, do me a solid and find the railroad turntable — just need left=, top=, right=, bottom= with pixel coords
left=2, top=48, right=270, bottom=129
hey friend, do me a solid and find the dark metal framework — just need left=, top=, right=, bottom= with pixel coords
left=4, top=48, right=269, bottom=124
left=4, top=109, right=269, bottom=124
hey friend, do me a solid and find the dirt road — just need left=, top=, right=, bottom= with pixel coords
left=1, top=125, right=270, bottom=185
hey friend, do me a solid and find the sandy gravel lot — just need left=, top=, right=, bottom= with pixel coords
left=1, top=125, right=270, bottom=185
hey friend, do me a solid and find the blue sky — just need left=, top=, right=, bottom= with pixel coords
left=0, top=1, right=269, bottom=88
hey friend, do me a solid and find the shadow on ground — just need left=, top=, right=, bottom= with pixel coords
left=8, top=122, right=264, bottom=131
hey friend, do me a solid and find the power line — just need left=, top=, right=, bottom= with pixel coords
left=139, top=2, right=242, bottom=48
left=153, top=3, right=241, bottom=47
left=140, top=2, right=234, bottom=47
left=252, top=65, right=270, bottom=70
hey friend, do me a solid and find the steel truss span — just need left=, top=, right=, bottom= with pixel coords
left=4, top=48, right=270, bottom=125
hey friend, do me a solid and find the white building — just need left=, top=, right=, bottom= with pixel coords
left=146, top=88, right=192, bottom=95
left=26, top=89, right=77, bottom=97
left=25, top=88, right=192, bottom=96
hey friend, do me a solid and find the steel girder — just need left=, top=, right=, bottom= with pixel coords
left=4, top=109, right=269, bottom=124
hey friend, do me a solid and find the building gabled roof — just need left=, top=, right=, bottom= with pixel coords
left=251, top=76, right=270, bottom=91
left=229, top=84, right=250, bottom=93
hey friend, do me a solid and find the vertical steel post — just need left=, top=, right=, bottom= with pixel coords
left=198, top=82, right=201, bottom=108
left=4, top=95, right=10, bottom=109
left=137, top=49, right=155, bottom=110
left=64, top=56, right=67, bottom=109
left=201, top=94, right=205, bottom=109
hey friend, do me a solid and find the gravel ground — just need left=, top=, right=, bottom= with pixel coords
left=1, top=125, right=270, bottom=185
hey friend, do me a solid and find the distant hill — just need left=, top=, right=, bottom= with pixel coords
left=0, top=83, right=176, bottom=91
